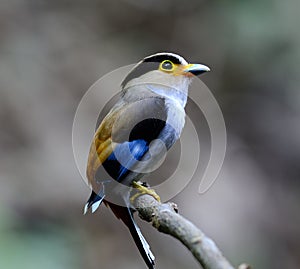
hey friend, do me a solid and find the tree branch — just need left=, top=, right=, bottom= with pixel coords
left=132, top=194, right=250, bottom=269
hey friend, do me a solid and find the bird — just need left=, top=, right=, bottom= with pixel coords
left=84, top=52, right=210, bottom=269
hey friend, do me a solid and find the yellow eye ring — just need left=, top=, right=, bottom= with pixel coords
left=160, top=60, right=175, bottom=72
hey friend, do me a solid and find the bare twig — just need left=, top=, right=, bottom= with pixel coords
left=133, top=194, right=249, bottom=269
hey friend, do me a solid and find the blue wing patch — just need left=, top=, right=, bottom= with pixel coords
left=105, top=139, right=149, bottom=181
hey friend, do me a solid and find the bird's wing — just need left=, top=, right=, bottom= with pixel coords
left=86, top=96, right=169, bottom=186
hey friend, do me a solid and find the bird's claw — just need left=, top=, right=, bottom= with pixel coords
left=130, top=181, right=161, bottom=204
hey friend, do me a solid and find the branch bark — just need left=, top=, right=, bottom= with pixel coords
left=133, top=194, right=250, bottom=269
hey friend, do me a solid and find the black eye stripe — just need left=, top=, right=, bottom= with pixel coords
left=144, top=54, right=182, bottom=64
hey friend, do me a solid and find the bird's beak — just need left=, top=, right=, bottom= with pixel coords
left=183, top=63, right=210, bottom=76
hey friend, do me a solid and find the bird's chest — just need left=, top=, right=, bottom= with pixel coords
left=165, top=100, right=185, bottom=133
left=161, top=99, right=186, bottom=148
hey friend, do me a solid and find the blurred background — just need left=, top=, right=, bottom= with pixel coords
left=1, top=0, right=300, bottom=268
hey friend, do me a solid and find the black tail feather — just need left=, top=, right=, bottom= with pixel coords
left=126, top=207, right=155, bottom=269
left=106, top=202, right=155, bottom=269
left=83, top=190, right=105, bottom=214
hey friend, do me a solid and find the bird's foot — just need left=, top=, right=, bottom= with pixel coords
left=130, top=181, right=161, bottom=204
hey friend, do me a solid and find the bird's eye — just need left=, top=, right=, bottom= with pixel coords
left=160, top=60, right=174, bottom=71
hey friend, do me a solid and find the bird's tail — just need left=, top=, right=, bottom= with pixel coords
left=105, top=201, right=155, bottom=269
left=83, top=190, right=105, bottom=214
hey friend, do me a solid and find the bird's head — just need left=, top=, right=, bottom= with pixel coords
left=121, top=52, right=210, bottom=104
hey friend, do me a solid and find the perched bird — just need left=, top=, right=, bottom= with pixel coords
left=84, top=52, right=210, bottom=269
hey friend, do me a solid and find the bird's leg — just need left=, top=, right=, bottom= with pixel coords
left=130, top=181, right=161, bottom=204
